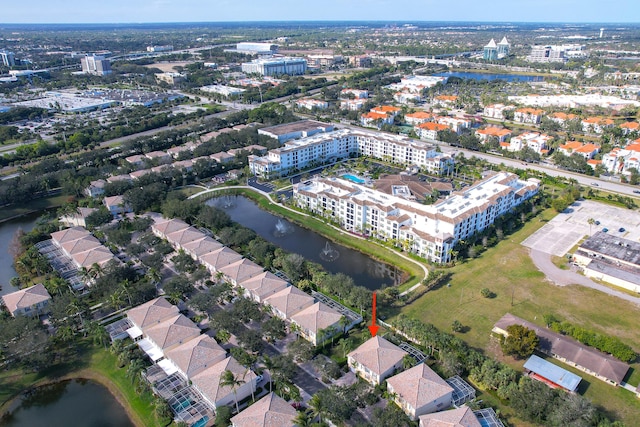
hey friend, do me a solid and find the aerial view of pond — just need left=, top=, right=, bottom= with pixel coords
left=206, top=195, right=400, bottom=290
left=0, top=379, right=134, bottom=427
left=433, top=71, right=545, bottom=82
left=0, top=214, right=39, bottom=297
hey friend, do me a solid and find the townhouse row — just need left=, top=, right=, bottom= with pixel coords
left=125, top=297, right=257, bottom=418
left=151, top=216, right=360, bottom=345
left=293, top=171, right=540, bottom=264
left=248, top=128, right=454, bottom=179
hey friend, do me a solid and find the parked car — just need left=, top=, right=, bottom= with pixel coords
left=595, top=220, right=600, bottom=225
left=619, top=227, right=626, bottom=233
left=634, top=190, right=640, bottom=194
left=602, top=228, right=609, bottom=232
left=591, top=182, right=599, bottom=187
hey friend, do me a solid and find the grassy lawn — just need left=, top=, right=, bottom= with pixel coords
left=0, top=342, right=163, bottom=427
left=218, top=188, right=427, bottom=290
left=0, top=194, right=71, bottom=223
left=399, top=207, right=640, bottom=425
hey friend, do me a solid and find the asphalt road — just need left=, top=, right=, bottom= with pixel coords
left=438, top=144, right=640, bottom=197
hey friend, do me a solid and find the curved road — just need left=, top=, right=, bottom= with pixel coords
left=529, top=248, right=640, bottom=306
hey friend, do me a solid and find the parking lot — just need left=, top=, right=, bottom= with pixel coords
left=522, top=200, right=640, bottom=256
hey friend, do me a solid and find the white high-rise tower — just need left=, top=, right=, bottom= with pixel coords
left=600, top=28, right=605, bottom=38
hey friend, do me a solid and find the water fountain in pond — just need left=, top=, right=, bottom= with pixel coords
left=319, top=241, right=340, bottom=262
left=218, top=196, right=235, bottom=209
left=273, top=219, right=294, bottom=237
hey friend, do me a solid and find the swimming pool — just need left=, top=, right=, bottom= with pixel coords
left=342, top=174, right=365, bottom=184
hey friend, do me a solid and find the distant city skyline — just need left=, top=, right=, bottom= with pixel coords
left=1, top=0, right=639, bottom=24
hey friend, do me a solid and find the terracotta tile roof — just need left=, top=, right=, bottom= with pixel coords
left=620, top=121, right=639, bottom=130
left=230, top=392, right=297, bottom=427
left=165, top=335, right=227, bottom=378
left=264, top=286, right=315, bottom=318
left=362, top=112, right=389, bottom=120
left=50, top=226, right=91, bottom=245
left=290, top=302, right=343, bottom=336
left=144, top=313, right=201, bottom=350
left=406, top=111, right=433, bottom=119
left=435, top=95, right=458, bottom=102
left=516, top=108, right=544, bottom=115
left=181, top=236, right=224, bottom=258
left=126, top=297, right=180, bottom=329
left=476, top=127, right=512, bottom=137
left=239, top=272, right=289, bottom=301
left=419, top=406, right=482, bottom=427
left=387, top=363, right=453, bottom=411
left=372, top=105, right=402, bottom=113
left=192, top=356, right=256, bottom=405
left=2, top=284, right=51, bottom=315
left=152, top=218, right=190, bottom=237
left=166, top=226, right=207, bottom=247
left=199, top=247, right=243, bottom=270
left=219, top=259, right=264, bottom=283
left=347, top=336, right=408, bottom=377
left=418, top=122, right=449, bottom=131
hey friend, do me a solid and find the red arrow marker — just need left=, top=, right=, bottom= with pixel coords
left=368, top=292, right=380, bottom=337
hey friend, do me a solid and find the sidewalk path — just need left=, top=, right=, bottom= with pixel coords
left=188, top=185, right=429, bottom=292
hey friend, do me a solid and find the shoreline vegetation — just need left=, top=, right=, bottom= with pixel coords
left=196, top=187, right=428, bottom=292
left=0, top=343, right=157, bottom=427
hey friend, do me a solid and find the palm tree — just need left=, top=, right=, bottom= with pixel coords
left=293, top=409, right=314, bottom=427
left=402, top=354, right=415, bottom=370
left=108, top=290, right=125, bottom=311
left=220, top=370, right=245, bottom=414
left=261, top=355, right=278, bottom=393
left=119, top=279, right=133, bottom=306
left=147, top=267, right=162, bottom=285
left=338, top=315, right=350, bottom=335
left=338, top=338, right=351, bottom=359
left=308, top=393, right=327, bottom=424
left=587, top=217, right=595, bottom=235
left=127, top=358, right=146, bottom=384
left=87, top=321, right=109, bottom=348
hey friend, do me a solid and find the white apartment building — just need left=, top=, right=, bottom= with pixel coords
left=249, top=129, right=453, bottom=178
left=601, top=141, right=640, bottom=175
left=241, top=57, right=307, bottom=76
left=81, top=55, right=112, bottom=76
left=296, top=98, right=329, bottom=110
left=340, top=99, right=366, bottom=110
left=436, top=116, right=471, bottom=134
left=340, top=89, right=368, bottom=99
left=483, top=104, right=515, bottom=120
left=386, top=75, right=448, bottom=93
left=505, top=132, right=552, bottom=154
left=294, top=172, right=540, bottom=263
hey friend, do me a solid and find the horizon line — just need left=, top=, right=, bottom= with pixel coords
left=0, top=20, right=637, bottom=25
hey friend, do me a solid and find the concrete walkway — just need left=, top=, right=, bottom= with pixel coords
left=188, top=185, right=430, bottom=292
left=529, top=248, right=640, bottom=306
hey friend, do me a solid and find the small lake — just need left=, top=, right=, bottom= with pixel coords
left=0, top=379, right=134, bottom=427
left=433, top=71, right=545, bottom=82
left=0, top=214, right=39, bottom=297
left=206, top=196, right=400, bottom=290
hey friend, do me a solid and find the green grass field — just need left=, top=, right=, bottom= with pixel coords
left=399, top=208, right=640, bottom=424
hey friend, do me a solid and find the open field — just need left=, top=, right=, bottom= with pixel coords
left=399, top=207, right=640, bottom=424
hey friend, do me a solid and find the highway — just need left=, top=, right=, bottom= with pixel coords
left=437, top=144, right=640, bottom=197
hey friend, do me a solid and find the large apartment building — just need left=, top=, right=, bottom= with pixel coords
left=249, top=128, right=454, bottom=178
left=294, top=172, right=540, bottom=263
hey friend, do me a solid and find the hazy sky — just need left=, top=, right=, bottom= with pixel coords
left=1, top=0, right=638, bottom=24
